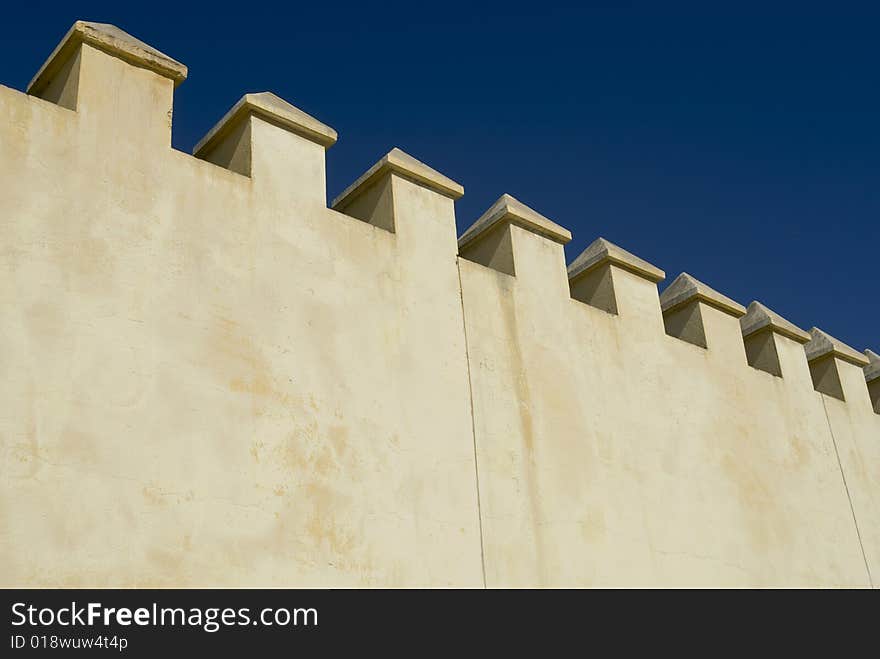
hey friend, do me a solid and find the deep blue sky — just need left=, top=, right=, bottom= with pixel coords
left=2, top=2, right=876, bottom=352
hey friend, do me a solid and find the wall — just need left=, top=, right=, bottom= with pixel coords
left=0, top=26, right=482, bottom=586
left=1, top=22, right=877, bottom=587
left=460, top=226, right=878, bottom=586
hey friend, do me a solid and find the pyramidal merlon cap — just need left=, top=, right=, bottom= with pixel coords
left=804, top=328, right=869, bottom=367
left=332, top=147, right=463, bottom=209
left=193, top=92, right=337, bottom=157
left=865, top=349, right=880, bottom=382
left=28, top=21, right=188, bottom=95
left=740, top=301, right=811, bottom=343
left=458, top=194, right=571, bottom=249
left=567, top=237, right=665, bottom=283
left=659, top=273, right=746, bottom=317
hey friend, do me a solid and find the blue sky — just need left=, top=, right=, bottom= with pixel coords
left=2, top=2, right=876, bottom=351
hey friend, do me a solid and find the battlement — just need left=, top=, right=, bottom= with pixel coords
left=867, top=350, right=880, bottom=414
left=1, top=21, right=878, bottom=588
left=29, top=21, right=187, bottom=98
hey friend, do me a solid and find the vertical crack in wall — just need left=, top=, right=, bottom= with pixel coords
left=457, top=262, right=488, bottom=588
left=821, top=395, right=874, bottom=588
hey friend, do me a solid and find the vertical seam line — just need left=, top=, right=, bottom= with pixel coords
left=821, top=395, right=874, bottom=588
left=457, top=260, right=488, bottom=589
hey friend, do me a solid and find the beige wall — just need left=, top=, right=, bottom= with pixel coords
left=0, top=42, right=482, bottom=587
left=1, top=26, right=877, bottom=587
left=460, top=227, right=878, bottom=587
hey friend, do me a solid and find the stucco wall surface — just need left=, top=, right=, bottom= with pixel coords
left=460, top=227, right=879, bottom=587
left=1, top=22, right=877, bottom=587
left=0, top=34, right=482, bottom=587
